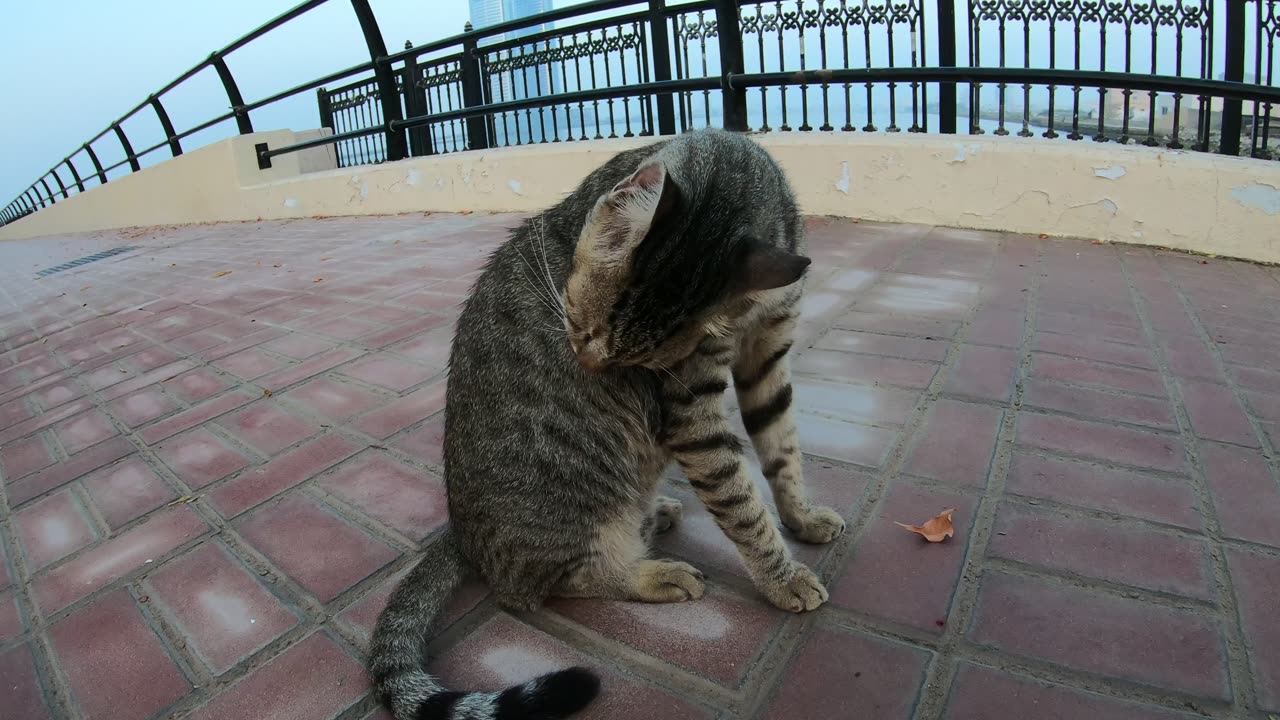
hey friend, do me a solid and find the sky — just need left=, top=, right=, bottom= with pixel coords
left=0, top=0, right=1246, bottom=211
left=0, top=0, right=479, bottom=206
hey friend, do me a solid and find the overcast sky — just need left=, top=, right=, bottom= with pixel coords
left=0, top=0, right=481, bottom=205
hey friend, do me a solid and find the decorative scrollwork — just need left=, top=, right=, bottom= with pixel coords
left=483, top=31, right=639, bottom=75
left=968, top=0, right=1213, bottom=78
left=416, top=64, right=461, bottom=89
left=676, top=16, right=718, bottom=40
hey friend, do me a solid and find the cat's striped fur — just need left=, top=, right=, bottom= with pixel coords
left=369, top=129, right=844, bottom=720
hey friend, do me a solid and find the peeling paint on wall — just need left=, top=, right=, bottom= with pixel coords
left=835, top=161, right=851, bottom=194
left=1231, top=182, right=1280, bottom=215
left=507, top=179, right=524, bottom=195
left=282, top=198, right=299, bottom=208
left=1093, top=165, right=1127, bottom=180
left=950, top=143, right=981, bottom=163
left=1099, top=198, right=1119, bottom=215
left=406, top=169, right=423, bottom=186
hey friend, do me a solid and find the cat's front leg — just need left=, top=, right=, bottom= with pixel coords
left=662, top=337, right=828, bottom=612
left=734, top=309, right=846, bottom=544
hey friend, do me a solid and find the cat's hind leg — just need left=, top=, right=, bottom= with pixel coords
left=640, top=495, right=684, bottom=543
left=556, top=507, right=704, bottom=603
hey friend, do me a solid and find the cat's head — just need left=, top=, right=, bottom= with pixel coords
left=564, top=157, right=809, bottom=373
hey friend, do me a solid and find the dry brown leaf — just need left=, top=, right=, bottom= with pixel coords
left=1038, top=233, right=1050, bottom=239
left=319, top=257, right=332, bottom=261
left=263, top=389, right=273, bottom=397
left=459, top=210, right=473, bottom=215
left=895, top=508, right=956, bottom=543
left=1090, top=239, right=1104, bottom=244
left=312, top=277, right=324, bottom=283
left=211, top=270, right=232, bottom=278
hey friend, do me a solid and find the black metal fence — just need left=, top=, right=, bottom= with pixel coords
left=4, top=0, right=1278, bottom=227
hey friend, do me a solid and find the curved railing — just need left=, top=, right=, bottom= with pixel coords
left=3, top=0, right=1278, bottom=227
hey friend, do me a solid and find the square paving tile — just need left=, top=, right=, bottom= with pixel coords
left=146, top=541, right=300, bottom=675
left=49, top=590, right=191, bottom=720
left=154, top=428, right=253, bottom=488
left=217, top=401, right=317, bottom=455
left=283, top=377, right=384, bottom=422
left=550, top=585, right=782, bottom=686
left=760, top=625, right=930, bottom=719
left=236, top=494, right=398, bottom=603
left=317, top=451, right=447, bottom=540
left=81, top=457, right=177, bottom=529
left=14, top=489, right=99, bottom=571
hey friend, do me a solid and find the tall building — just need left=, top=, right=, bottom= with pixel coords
left=469, top=0, right=557, bottom=143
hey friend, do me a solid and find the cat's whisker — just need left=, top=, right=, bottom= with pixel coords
left=533, top=215, right=566, bottom=321
left=656, top=360, right=693, bottom=398
left=512, top=242, right=565, bottom=321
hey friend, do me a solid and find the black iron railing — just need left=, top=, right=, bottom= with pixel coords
left=3, top=0, right=1278, bottom=227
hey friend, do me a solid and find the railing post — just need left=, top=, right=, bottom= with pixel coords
left=317, top=88, right=335, bottom=130
left=350, top=0, right=408, bottom=162
left=65, top=158, right=85, bottom=193
left=150, top=96, right=183, bottom=157
left=50, top=168, right=70, bottom=200
left=113, top=123, right=141, bottom=172
left=713, top=0, right=747, bottom=131
left=83, top=144, right=107, bottom=184
left=38, top=178, right=57, bottom=205
left=936, top=0, right=958, bottom=134
left=460, top=25, right=491, bottom=151
left=25, top=189, right=42, bottom=211
left=648, top=0, right=677, bottom=135
left=212, top=54, right=255, bottom=134
left=1219, top=0, right=1246, bottom=156
left=402, top=42, right=434, bottom=156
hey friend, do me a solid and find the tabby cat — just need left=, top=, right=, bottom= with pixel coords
left=370, top=128, right=845, bottom=720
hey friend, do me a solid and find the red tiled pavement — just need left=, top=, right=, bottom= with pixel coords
left=1, top=215, right=1278, bottom=718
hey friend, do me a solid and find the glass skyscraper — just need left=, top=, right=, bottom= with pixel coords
left=468, top=0, right=557, bottom=100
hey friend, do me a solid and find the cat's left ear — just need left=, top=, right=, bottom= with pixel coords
left=731, top=243, right=812, bottom=294
left=580, top=159, right=680, bottom=266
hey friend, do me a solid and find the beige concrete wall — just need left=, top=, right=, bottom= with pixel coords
left=4, top=128, right=1278, bottom=264
left=293, top=128, right=339, bottom=174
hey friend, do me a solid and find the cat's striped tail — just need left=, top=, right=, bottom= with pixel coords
left=369, top=527, right=601, bottom=720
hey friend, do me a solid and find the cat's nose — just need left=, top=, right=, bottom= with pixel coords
left=575, top=349, right=607, bottom=373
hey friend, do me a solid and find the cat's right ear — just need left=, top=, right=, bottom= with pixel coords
left=580, top=159, right=679, bottom=266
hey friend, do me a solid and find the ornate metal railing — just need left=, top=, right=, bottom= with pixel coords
left=4, top=0, right=1278, bottom=226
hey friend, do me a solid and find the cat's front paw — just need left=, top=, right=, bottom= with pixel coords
left=760, top=561, right=828, bottom=613
left=786, top=505, right=846, bottom=544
